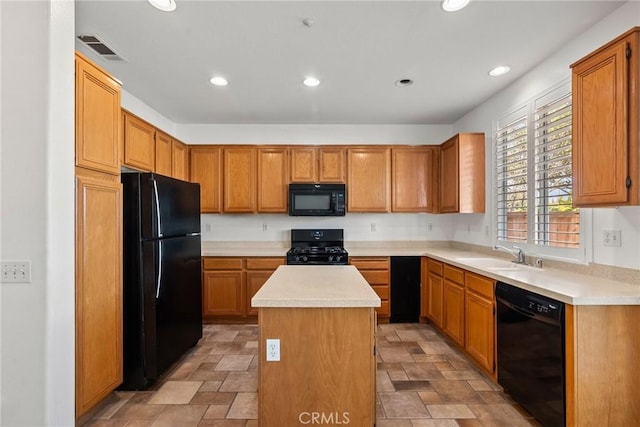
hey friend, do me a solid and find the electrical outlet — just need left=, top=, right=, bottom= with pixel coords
left=603, top=230, right=622, bottom=247
left=427, top=223, right=433, bottom=232
left=370, top=223, right=376, bottom=232
left=266, top=338, right=280, bottom=361
left=262, top=223, right=268, bottom=232
left=205, top=224, right=212, bottom=232
left=1, top=261, right=32, bottom=283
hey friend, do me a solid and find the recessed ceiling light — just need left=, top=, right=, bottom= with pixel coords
left=148, top=0, right=176, bottom=12
left=488, top=66, right=511, bottom=77
left=210, top=76, right=228, bottom=86
left=395, top=79, right=414, bottom=87
left=303, top=77, right=320, bottom=87
left=442, top=0, right=471, bottom=12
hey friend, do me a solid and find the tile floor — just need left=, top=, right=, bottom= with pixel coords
left=85, top=323, right=541, bottom=427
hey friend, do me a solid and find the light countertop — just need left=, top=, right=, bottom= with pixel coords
left=251, top=265, right=381, bottom=308
left=203, top=241, right=640, bottom=306
left=421, top=248, right=640, bottom=306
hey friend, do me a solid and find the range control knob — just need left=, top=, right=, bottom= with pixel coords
left=302, top=256, right=308, bottom=262
left=335, top=255, right=342, bottom=263
left=328, top=256, right=334, bottom=262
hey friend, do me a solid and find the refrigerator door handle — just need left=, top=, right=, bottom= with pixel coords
left=156, top=240, right=163, bottom=299
left=153, top=178, right=163, bottom=237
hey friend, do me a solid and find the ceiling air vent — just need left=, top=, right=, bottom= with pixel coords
left=77, top=34, right=125, bottom=62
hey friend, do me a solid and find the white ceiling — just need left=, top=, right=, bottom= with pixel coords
left=75, top=0, right=624, bottom=125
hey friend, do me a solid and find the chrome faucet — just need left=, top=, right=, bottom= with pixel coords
left=494, top=244, right=526, bottom=264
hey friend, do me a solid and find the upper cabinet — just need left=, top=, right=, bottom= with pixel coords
left=223, top=147, right=257, bottom=213
left=172, top=140, right=189, bottom=181
left=257, top=147, right=289, bottom=213
left=154, top=131, right=173, bottom=176
left=571, top=27, right=640, bottom=207
left=347, top=147, right=391, bottom=212
left=190, top=146, right=223, bottom=213
left=290, top=146, right=346, bottom=183
left=75, top=52, right=121, bottom=175
left=392, top=146, right=437, bottom=212
left=439, top=133, right=485, bottom=213
left=122, top=110, right=155, bottom=172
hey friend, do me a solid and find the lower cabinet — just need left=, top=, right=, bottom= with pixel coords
left=245, top=257, right=285, bottom=316
left=442, top=266, right=465, bottom=347
left=464, top=273, right=495, bottom=377
left=422, top=257, right=496, bottom=377
left=424, top=259, right=444, bottom=328
left=75, top=168, right=123, bottom=418
left=350, top=257, right=391, bottom=319
left=202, top=256, right=284, bottom=320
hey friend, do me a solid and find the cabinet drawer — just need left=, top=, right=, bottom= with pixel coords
left=245, top=257, right=285, bottom=270
left=444, top=264, right=464, bottom=284
left=427, top=259, right=443, bottom=276
left=350, top=257, right=390, bottom=270
left=371, top=285, right=389, bottom=300
left=359, top=270, right=389, bottom=286
left=203, top=257, right=243, bottom=270
left=465, top=273, right=495, bottom=299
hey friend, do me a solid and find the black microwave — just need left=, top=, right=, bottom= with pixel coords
left=288, top=183, right=346, bottom=216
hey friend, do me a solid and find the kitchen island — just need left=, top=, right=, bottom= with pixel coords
left=251, top=265, right=380, bottom=427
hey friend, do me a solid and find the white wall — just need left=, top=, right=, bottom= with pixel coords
left=452, top=1, right=640, bottom=270
left=1, top=1, right=75, bottom=425
left=177, top=123, right=453, bottom=146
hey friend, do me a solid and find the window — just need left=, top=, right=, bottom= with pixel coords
left=495, top=82, right=583, bottom=259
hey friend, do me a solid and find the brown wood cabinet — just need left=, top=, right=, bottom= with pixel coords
left=122, top=110, right=155, bottom=171
left=442, top=265, right=465, bottom=346
left=154, top=131, right=173, bottom=176
left=257, top=147, right=288, bottom=213
left=245, top=258, right=285, bottom=316
left=202, top=257, right=284, bottom=320
left=74, top=52, right=123, bottom=419
left=190, top=146, right=222, bottom=213
left=347, top=147, right=391, bottom=212
left=350, top=256, right=390, bottom=319
left=290, top=146, right=346, bottom=182
left=223, top=147, right=256, bottom=213
left=75, top=52, right=121, bottom=175
left=75, top=168, right=123, bottom=418
left=425, top=258, right=444, bottom=328
left=571, top=27, right=640, bottom=206
left=439, top=133, right=485, bottom=213
left=202, top=257, right=245, bottom=318
left=171, top=140, right=189, bottom=180
left=464, top=272, right=495, bottom=377
left=391, top=146, right=436, bottom=212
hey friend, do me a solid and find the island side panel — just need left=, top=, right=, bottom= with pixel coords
left=565, top=304, right=640, bottom=426
left=258, top=307, right=375, bottom=426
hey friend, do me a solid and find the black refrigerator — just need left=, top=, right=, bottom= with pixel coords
left=121, top=172, right=203, bottom=390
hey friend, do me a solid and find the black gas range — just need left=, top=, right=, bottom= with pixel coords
left=286, top=229, right=349, bottom=265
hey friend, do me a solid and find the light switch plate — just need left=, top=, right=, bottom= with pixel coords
left=1, top=261, right=32, bottom=283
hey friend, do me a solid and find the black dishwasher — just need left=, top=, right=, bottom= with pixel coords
left=496, top=282, right=565, bottom=427
left=390, top=256, right=421, bottom=323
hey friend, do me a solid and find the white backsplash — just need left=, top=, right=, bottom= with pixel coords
left=201, top=213, right=454, bottom=243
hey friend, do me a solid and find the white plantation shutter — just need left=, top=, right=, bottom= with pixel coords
left=494, top=81, right=582, bottom=257
left=534, top=91, right=579, bottom=248
left=496, top=107, right=528, bottom=244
